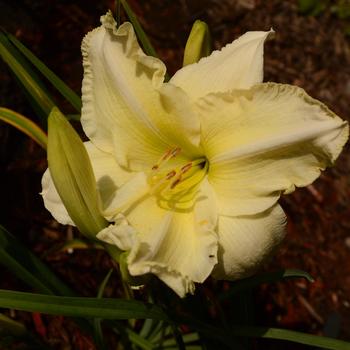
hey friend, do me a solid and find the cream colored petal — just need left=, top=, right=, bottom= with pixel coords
left=198, top=83, right=348, bottom=216
left=170, top=30, right=272, bottom=100
left=97, top=215, right=137, bottom=251
left=81, top=12, right=200, bottom=171
left=84, top=142, right=133, bottom=205
left=126, top=180, right=218, bottom=297
left=102, top=172, right=150, bottom=221
left=41, top=168, right=75, bottom=226
left=212, top=204, right=286, bottom=280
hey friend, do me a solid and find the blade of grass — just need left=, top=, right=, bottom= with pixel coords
left=219, top=269, right=314, bottom=300
left=0, top=289, right=168, bottom=321
left=93, top=269, right=114, bottom=350
left=119, top=0, right=170, bottom=81
left=0, top=32, right=55, bottom=123
left=0, top=107, right=47, bottom=149
left=0, top=225, right=74, bottom=296
left=180, top=315, right=350, bottom=350
left=0, top=313, right=52, bottom=349
left=230, top=326, right=350, bottom=350
left=7, top=32, right=81, bottom=112
left=119, top=0, right=157, bottom=57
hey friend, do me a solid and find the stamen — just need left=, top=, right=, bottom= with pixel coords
left=180, top=162, right=192, bottom=174
left=170, top=177, right=182, bottom=189
left=151, top=147, right=182, bottom=172
left=166, top=170, right=176, bottom=179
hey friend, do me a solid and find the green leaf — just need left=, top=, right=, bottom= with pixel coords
left=93, top=269, right=114, bottom=350
left=219, top=269, right=314, bottom=300
left=0, top=32, right=55, bottom=123
left=230, top=326, right=350, bottom=350
left=7, top=33, right=81, bottom=112
left=0, top=107, right=47, bottom=149
left=179, top=315, right=350, bottom=350
left=0, top=313, right=27, bottom=336
left=0, top=225, right=74, bottom=296
left=0, top=313, right=52, bottom=349
left=119, top=0, right=157, bottom=57
left=0, top=289, right=168, bottom=321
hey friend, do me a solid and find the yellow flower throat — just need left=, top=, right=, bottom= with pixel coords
left=149, top=147, right=208, bottom=209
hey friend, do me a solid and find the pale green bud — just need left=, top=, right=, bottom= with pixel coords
left=47, top=107, right=107, bottom=238
left=183, top=20, right=211, bottom=66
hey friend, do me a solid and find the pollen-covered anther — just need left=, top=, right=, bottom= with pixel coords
left=180, top=162, right=192, bottom=174
left=170, top=177, right=182, bottom=189
left=166, top=170, right=177, bottom=179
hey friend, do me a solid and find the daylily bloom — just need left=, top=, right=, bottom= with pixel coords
left=42, top=11, right=348, bottom=297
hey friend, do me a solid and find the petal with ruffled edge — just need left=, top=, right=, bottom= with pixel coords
left=170, top=30, right=273, bottom=100
left=198, top=83, right=348, bottom=216
left=81, top=12, right=200, bottom=171
left=41, top=142, right=130, bottom=226
left=212, top=204, right=286, bottom=280
left=112, top=179, right=218, bottom=297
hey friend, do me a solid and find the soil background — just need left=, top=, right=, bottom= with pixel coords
left=0, top=0, right=350, bottom=349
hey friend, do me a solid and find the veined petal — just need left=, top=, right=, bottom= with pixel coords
left=41, top=168, right=75, bottom=226
left=198, top=83, right=348, bottom=216
left=125, top=180, right=218, bottom=297
left=97, top=215, right=138, bottom=251
left=212, top=204, right=286, bottom=280
left=41, top=142, right=130, bottom=226
left=81, top=12, right=200, bottom=171
left=170, top=30, right=272, bottom=100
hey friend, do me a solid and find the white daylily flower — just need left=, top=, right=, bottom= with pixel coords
left=41, top=11, right=348, bottom=297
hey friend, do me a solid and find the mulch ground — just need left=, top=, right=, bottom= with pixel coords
left=1, top=0, right=350, bottom=349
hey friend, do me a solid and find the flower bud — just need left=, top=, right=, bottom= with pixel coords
left=183, top=20, right=211, bottom=66
left=47, top=107, right=107, bottom=238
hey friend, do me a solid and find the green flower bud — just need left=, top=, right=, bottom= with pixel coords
left=47, top=107, right=107, bottom=238
left=183, top=20, right=211, bottom=66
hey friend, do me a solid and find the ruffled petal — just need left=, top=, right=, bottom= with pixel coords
left=81, top=11, right=200, bottom=171
left=170, top=30, right=272, bottom=100
left=198, top=83, right=348, bottom=216
left=97, top=215, right=138, bottom=251
left=212, top=204, right=286, bottom=280
left=125, top=179, right=218, bottom=297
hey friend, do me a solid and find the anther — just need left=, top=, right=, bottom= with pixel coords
left=152, top=165, right=159, bottom=171
left=180, top=162, right=192, bottom=174
left=170, top=177, right=181, bottom=189
left=170, top=147, right=181, bottom=158
left=166, top=170, right=176, bottom=179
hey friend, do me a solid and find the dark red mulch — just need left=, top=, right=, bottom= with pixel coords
left=1, top=0, right=350, bottom=349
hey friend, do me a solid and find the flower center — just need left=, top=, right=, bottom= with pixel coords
left=148, top=147, right=208, bottom=210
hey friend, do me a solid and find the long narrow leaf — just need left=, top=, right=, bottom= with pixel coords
left=0, top=225, right=74, bottom=296
left=7, top=33, right=81, bottom=112
left=0, top=226, right=93, bottom=334
left=219, top=269, right=314, bottom=300
left=0, top=289, right=168, bottom=321
left=0, top=107, right=47, bottom=149
left=119, top=0, right=157, bottom=57
left=119, top=0, right=170, bottom=82
left=93, top=269, right=113, bottom=350
left=0, top=32, right=55, bottom=122
left=181, top=316, right=350, bottom=350
left=230, top=326, right=350, bottom=350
